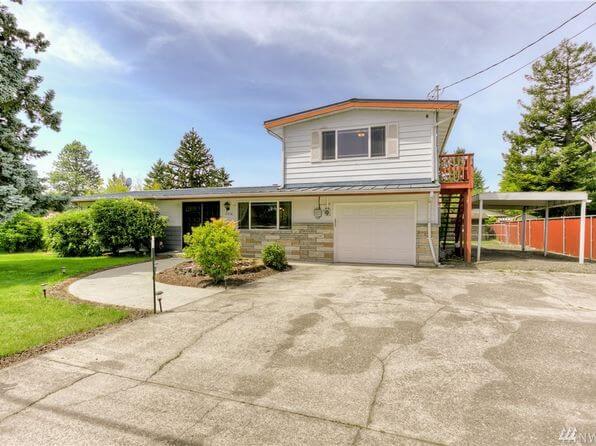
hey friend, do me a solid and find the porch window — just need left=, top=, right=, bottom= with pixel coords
left=237, top=201, right=292, bottom=230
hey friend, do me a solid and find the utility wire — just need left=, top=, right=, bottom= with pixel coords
left=440, top=2, right=596, bottom=94
left=460, top=21, right=596, bottom=101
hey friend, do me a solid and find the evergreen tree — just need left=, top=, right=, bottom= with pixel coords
left=105, top=172, right=131, bottom=193
left=0, top=1, right=61, bottom=219
left=169, top=128, right=232, bottom=188
left=144, top=158, right=173, bottom=190
left=49, top=141, right=102, bottom=196
left=500, top=40, right=596, bottom=209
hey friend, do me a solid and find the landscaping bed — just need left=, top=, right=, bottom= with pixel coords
left=156, top=258, right=284, bottom=288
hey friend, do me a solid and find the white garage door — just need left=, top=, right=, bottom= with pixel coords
left=334, top=202, right=416, bottom=265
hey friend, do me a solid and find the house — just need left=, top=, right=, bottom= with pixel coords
left=74, top=98, right=475, bottom=265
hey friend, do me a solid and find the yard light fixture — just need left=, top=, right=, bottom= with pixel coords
left=61, top=266, right=66, bottom=275
left=41, top=283, right=48, bottom=298
left=156, top=291, right=164, bottom=312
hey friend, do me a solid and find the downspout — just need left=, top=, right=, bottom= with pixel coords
left=427, top=191, right=440, bottom=266
left=266, top=128, right=284, bottom=188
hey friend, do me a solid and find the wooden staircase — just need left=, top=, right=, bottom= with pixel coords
left=439, top=192, right=465, bottom=258
left=439, top=153, right=474, bottom=263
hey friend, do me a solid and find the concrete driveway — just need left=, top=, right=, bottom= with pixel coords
left=1, top=264, right=595, bottom=445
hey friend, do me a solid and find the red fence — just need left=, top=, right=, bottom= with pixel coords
left=490, top=216, right=595, bottom=261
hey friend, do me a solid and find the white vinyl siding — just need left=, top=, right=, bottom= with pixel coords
left=284, top=109, right=433, bottom=185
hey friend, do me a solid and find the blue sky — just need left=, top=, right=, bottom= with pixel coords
left=11, top=1, right=596, bottom=191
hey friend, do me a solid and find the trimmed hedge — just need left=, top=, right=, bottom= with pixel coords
left=184, top=219, right=240, bottom=282
left=262, top=242, right=288, bottom=270
left=0, top=212, right=44, bottom=253
left=89, top=198, right=167, bottom=254
left=45, top=210, right=101, bottom=257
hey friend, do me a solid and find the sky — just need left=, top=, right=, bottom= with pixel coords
left=9, top=0, right=596, bottom=191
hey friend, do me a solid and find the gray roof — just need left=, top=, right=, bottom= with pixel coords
left=73, top=180, right=439, bottom=202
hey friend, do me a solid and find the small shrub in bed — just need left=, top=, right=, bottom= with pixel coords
left=45, top=210, right=101, bottom=256
left=262, top=242, right=288, bottom=270
left=183, top=219, right=240, bottom=283
left=0, top=212, right=44, bottom=252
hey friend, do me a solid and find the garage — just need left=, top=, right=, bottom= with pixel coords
left=334, top=202, right=417, bottom=265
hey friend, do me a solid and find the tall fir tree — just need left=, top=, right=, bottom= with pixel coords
left=168, top=128, right=232, bottom=188
left=49, top=141, right=102, bottom=196
left=500, top=40, right=596, bottom=209
left=0, top=1, right=61, bottom=219
left=105, top=172, right=131, bottom=193
left=144, top=158, right=173, bottom=190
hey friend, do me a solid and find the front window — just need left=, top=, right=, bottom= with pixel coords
left=237, top=201, right=292, bottom=230
left=338, top=128, right=368, bottom=158
left=319, top=126, right=386, bottom=160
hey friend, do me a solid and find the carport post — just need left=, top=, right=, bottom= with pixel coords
left=521, top=207, right=527, bottom=252
left=579, top=200, right=586, bottom=264
left=543, top=204, right=549, bottom=257
left=476, top=199, right=483, bottom=262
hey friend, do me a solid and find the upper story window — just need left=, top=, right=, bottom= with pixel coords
left=321, top=126, right=386, bottom=160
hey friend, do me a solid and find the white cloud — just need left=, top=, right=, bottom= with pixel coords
left=11, top=2, right=126, bottom=71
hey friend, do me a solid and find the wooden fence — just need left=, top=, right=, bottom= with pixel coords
left=490, top=216, right=595, bottom=261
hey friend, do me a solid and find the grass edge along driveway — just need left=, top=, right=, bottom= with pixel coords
left=0, top=252, right=148, bottom=359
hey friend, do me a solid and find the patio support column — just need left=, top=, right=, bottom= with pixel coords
left=464, top=190, right=472, bottom=263
left=579, top=200, right=587, bottom=264
left=543, top=203, right=549, bottom=257
left=521, top=206, right=527, bottom=252
left=476, top=199, right=483, bottom=262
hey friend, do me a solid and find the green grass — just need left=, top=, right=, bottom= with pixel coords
left=0, top=252, right=148, bottom=358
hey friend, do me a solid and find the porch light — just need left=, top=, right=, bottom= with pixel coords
left=224, top=201, right=231, bottom=212
left=357, top=132, right=366, bottom=138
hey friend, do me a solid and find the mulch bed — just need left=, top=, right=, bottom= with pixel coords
left=0, top=268, right=151, bottom=370
left=156, top=258, right=286, bottom=288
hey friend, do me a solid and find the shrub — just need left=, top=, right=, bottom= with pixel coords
left=262, top=242, right=288, bottom=270
left=0, top=212, right=44, bottom=253
left=184, top=219, right=240, bottom=282
left=90, top=198, right=167, bottom=254
left=45, top=210, right=101, bottom=257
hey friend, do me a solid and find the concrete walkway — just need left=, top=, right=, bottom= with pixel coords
left=68, top=257, right=223, bottom=310
left=1, top=264, right=595, bottom=445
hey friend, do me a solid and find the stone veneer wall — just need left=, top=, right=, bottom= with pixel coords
left=416, top=224, right=439, bottom=266
left=240, top=223, right=334, bottom=262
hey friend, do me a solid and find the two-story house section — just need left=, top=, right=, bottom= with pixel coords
left=74, top=98, right=475, bottom=266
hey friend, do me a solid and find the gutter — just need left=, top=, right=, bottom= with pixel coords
left=266, top=128, right=285, bottom=188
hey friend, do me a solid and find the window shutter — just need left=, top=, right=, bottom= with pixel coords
left=386, top=123, right=399, bottom=157
left=311, top=131, right=321, bottom=162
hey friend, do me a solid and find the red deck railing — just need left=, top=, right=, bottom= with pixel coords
left=439, top=154, right=474, bottom=189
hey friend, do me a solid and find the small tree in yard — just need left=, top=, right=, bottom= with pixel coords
left=45, top=210, right=101, bottom=257
left=184, top=219, right=240, bottom=283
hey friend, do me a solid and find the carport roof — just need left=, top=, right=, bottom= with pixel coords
left=472, top=191, right=589, bottom=210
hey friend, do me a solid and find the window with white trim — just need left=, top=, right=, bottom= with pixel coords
left=320, top=126, right=386, bottom=160
left=237, top=201, right=292, bottom=230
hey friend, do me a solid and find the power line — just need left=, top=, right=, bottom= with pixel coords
left=460, top=21, right=596, bottom=102
left=439, top=2, right=596, bottom=94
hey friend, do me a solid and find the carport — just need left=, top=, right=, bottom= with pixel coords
left=473, top=191, right=590, bottom=264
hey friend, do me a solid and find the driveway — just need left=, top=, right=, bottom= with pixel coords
left=1, top=264, right=595, bottom=445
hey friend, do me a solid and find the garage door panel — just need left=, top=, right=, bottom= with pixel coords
left=335, top=203, right=416, bottom=265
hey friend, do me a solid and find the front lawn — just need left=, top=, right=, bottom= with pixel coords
left=0, top=252, right=148, bottom=358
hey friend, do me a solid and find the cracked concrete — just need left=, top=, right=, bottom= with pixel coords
left=0, top=263, right=595, bottom=445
